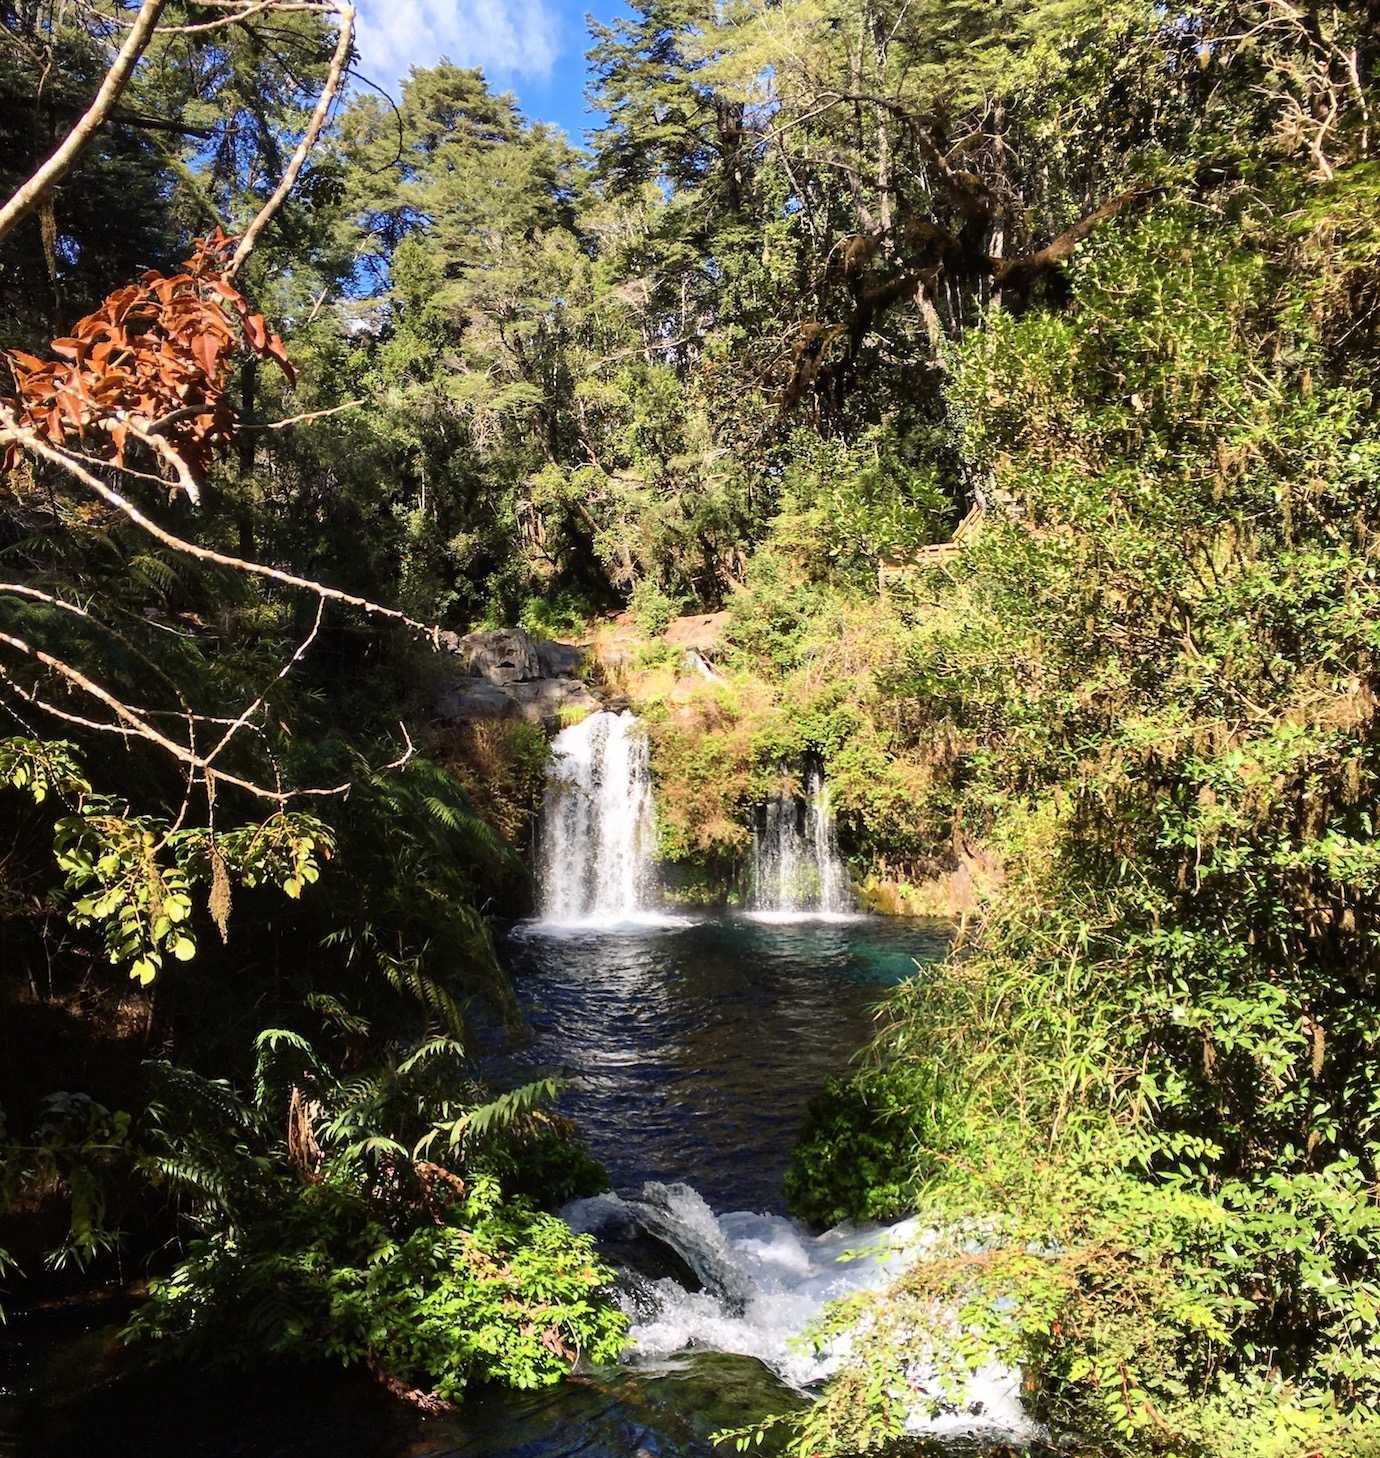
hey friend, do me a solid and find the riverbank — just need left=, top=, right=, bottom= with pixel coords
left=8, top=913, right=1039, bottom=1458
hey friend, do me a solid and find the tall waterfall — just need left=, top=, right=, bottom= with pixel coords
left=749, top=765, right=853, bottom=916
left=538, top=710, right=658, bottom=924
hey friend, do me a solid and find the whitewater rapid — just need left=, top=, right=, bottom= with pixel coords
left=563, top=1181, right=1038, bottom=1443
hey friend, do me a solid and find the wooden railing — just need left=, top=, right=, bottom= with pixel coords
left=877, top=503, right=985, bottom=592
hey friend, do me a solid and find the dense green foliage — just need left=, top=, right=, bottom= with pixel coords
left=126, top=1044, right=622, bottom=1397
left=4, top=0, right=1380, bottom=1445
left=767, top=60, right=1380, bottom=1458
left=785, top=1064, right=956, bottom=1229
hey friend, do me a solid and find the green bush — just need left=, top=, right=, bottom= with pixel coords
left=628, top=579, right=688, bottom=637
left=134, top=1174, right=626, bottom=1400
left=123, top=1032, right=626, bottom=1402
left=786, top=1063, right=960, bottom=1229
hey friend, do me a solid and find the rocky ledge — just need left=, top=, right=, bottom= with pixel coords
left=433, top=627, right=601, bottom=727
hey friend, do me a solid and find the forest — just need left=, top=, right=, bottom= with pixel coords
left=1, top=0, right=1379, bottom=1455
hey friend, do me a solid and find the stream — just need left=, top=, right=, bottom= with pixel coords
left=7, top=714, right=1044, bottom=1456
left=437, top=912, right=1036, bottom=1457
left=500, top=914, right=940, bottom=1211
left=8, top=913, right=1039, bottom=1458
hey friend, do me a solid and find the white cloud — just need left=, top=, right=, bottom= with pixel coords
left=354, top=0, right=565, bottom=94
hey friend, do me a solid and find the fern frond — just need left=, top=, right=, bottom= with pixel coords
left=439, top=1077, right=565, bottom=1149
left=304, top=992, right=371, bottom=1038
left=396, top=1036, right=466, bottom=1079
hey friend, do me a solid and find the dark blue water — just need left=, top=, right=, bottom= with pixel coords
left=499, top=915, right=951, bottom=1212
left=11, top=916, right=964, bottom=1458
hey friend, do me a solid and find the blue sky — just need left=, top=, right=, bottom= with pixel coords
left=353, top=0, right=633, bottom=143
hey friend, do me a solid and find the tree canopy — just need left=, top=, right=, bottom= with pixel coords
left=2, top=0, right=1380, bottom=1451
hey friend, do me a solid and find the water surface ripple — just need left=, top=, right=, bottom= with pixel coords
left=499, top=914, right=952, bottom=1212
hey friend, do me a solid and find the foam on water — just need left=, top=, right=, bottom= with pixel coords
left=563, top=1181, right=1040, bottom=1442
left=516, top=911, right=697, bottom=936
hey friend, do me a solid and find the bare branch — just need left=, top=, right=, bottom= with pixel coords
left=0, top=0, right=168, bottom=246
left=0, top=661, right=148, bottom=741
left=244, top=398, right=365, bottom=430
left=995, top=188, right=1152, bottom=288
left=0, top=624, right=414, bottom=803
left=203, top=597, right=324, bottom=766
left=0, top=577, right=199, bottom=746
left=124, top=421, right=203, bottom=503
left=0, top=409, right=440, bottom=641
left=227, top=1, right=356, bottom=279
left=132, top=1, right=338, bottom=33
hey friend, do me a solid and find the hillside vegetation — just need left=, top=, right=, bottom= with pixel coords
left=2, top=0, right=1379, bottom=1452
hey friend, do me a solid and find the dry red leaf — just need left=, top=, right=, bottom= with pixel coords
left=1, top=228, right=297, bottom=483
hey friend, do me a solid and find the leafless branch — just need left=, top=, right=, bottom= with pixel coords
left=244, top=398, right=365, bottom=430
left=125, top=421, right=203, bottom=503
left=0, top=0, right=168, bottom=245
left=0, top=409, right=440, bottom=641
left=203, top=596, right=324, bottom=766
left=0, top=623, right=414, bottom=802
left=0, top=577, right=199, bottom=746
left=227, top=0, right=356, bottom=279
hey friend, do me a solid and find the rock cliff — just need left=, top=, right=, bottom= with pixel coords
left=433, top=627, right=601, bottom=727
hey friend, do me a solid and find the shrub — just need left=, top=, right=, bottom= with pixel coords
left=628, top=579, right=688, bottom=637
left=123, top=1033, right=626, bottom=1403
left=785, top=1063, right=961, bottom=1229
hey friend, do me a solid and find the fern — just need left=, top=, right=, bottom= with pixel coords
left=126, top=553, right=182, bottom=597
left=145, top=1063, right=252, bottom=1134
left=379, top=953, right=468, bottom=1041
left=141, top=1154, right=244, bottom=1226
left=251, top=1028, right=323, bottom=1110
left=305, top=992, right=371, bottom=1038
left=341, top=1135, right=408, bottom=1163
left=436, top=1077, right=565, bottom=1149
left=396, top=1035, right=466, bottom=1079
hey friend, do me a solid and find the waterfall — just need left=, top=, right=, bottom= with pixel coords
left=537, top=710, right=658, bottom=924
left=749, top=765, right=853, bottom=917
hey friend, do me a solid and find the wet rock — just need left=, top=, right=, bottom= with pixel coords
left=561, top=1192, right=704, bottom=1294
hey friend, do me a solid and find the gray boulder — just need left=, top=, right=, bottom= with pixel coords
left=508, top=678, right=601, bottom=725
left=434, top=678, right=516, bottom=721
left=534, top=637, right=586, bottom=679
left=442, top=627, right=542, bottom=684
left=433, top=626, right=598, bottom=727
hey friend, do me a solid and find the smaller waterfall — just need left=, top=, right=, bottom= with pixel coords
left=538, top=710, right=658, bottom=924
left=749, top=765, right=853, bottom=917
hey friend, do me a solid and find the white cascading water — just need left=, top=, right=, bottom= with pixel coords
left=538, top=710, right=658, bottom=924
left=563, top=1182, right=1039, bottom=1443
left=749, top=766, right=853, bottom=917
